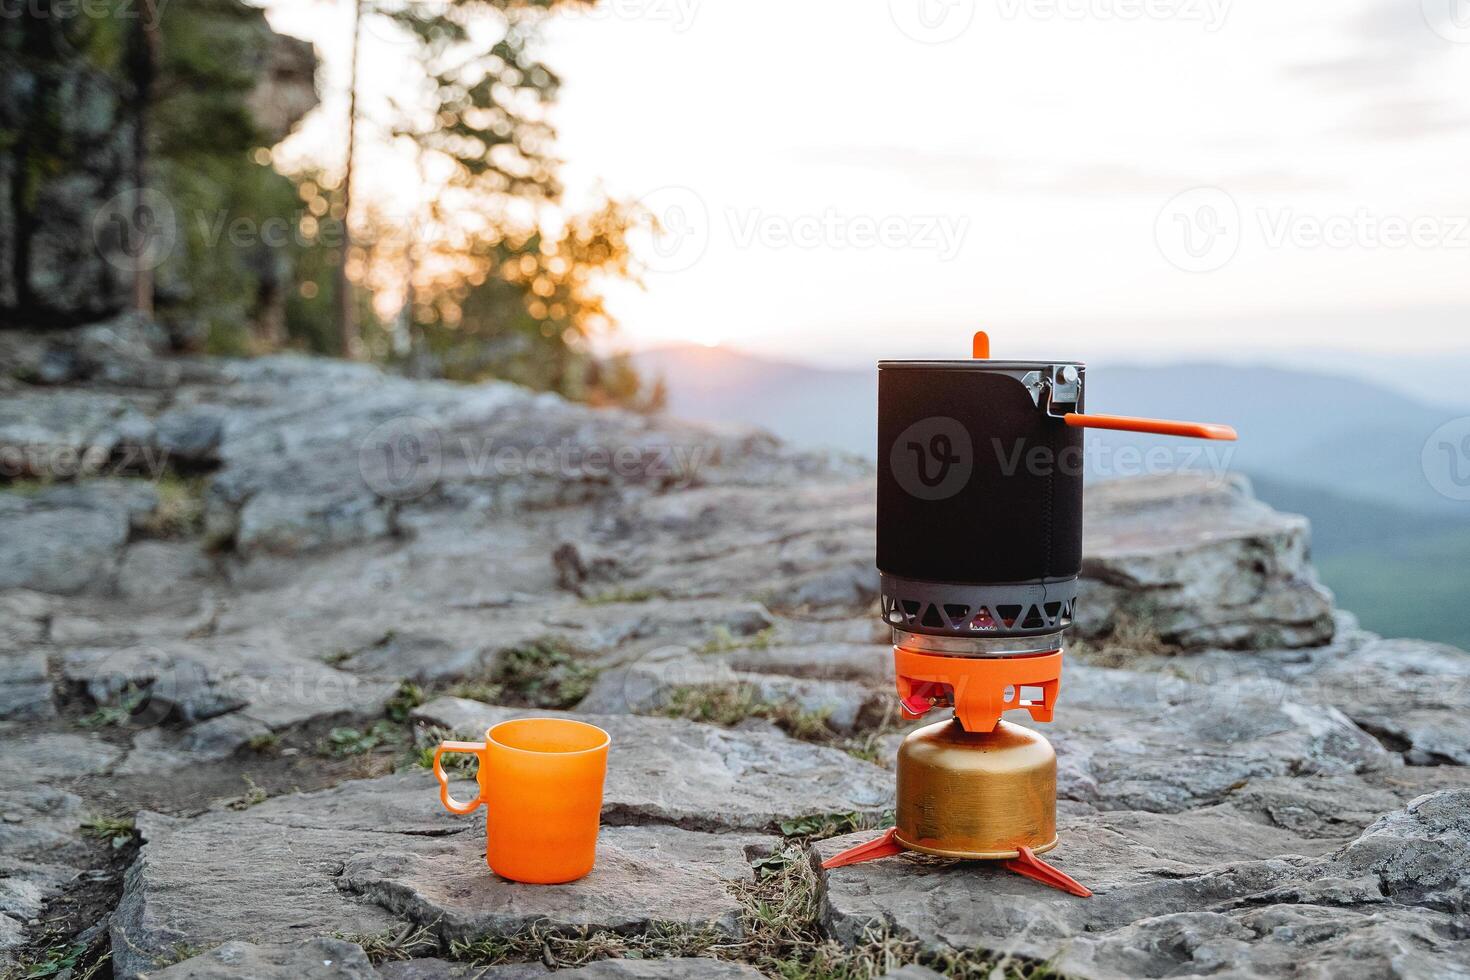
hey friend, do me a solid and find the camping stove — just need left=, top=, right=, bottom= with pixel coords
left=822, top=332, right=1237, bottom=897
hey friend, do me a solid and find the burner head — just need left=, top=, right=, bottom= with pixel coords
left=895, top=717, right=1057, bottom=860
left=877, top=359, right=1084, bottom=639
left=892, top=632, right=1063, bottom=733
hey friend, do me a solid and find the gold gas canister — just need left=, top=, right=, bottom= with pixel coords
left=895, top=718, right=1057, bottom=859
left=820, top=331, right=1239, bottom=897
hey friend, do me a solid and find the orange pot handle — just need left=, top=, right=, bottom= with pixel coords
left=1063, top=412, right=1237, bottom=441
left=433, top=740, right=485, bottom=815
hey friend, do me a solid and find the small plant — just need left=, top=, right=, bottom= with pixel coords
left=139, top=474, right=206, bottom=538
left=246, top=731, right=280, bottom=753
left=583, top=587, right=657, bottom=606
left=662, top=685, right=761, bottom=727
left=322, top=649, right=355, bottom=667
left=333, top=924, right=437, bottom=963
left=662, top=684, right=837, bottom=742
left=227, top=775, right=269, bottom=811
left=13, top=941, right=85, bottom=979
left=155, top=943, right=211, bottom=968
left=841, top=739, right=887, bottom=766
left=765, top=703, right=835, bottom=742
left=385, top=680, right=425, bottom=723
left=777, top=812, right=884, bottom=841
left=78, top=685, right=147, bottom=728
left=445, top=681, right=504, bottom=704
left=407, top=728, right=478, bottom=775
left=492, top=641, right=598, bottom=709
left=80, top=814, right=136, bottom=849
left=698, top=624, right=776, bottom=654
left=1072, top=612, right=1177, bottom=668
left=320, top=721, right=402, bottom=758
left=447, top=921, right=719, bottom=969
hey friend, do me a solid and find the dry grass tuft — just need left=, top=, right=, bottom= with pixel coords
left=1070, top=612, right=1177, bottom=668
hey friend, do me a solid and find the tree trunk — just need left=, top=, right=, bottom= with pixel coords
left=335, top=0, right=363, bottom=359
left=129, top=0, right=162, bottom=317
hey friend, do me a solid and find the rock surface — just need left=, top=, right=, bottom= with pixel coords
left=818, top=789, right=1470, bottom=979
left=2, top=336, right=1468, bottom=979
left=412, top=698, right=893, bottom=830
left=1079, top=474, right=1337, bottom=649
left=111, top=778, right=775, bottom=979
left=147, top=938, right=377, bottom=979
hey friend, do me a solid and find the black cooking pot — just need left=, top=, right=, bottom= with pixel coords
left=876, top=335, right=1235, bottom=640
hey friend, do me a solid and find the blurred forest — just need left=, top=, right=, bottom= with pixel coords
left=0, top=0, right=665, bottom=410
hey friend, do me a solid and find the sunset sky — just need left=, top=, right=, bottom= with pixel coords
left=262, top=0, right=1470, bottom=373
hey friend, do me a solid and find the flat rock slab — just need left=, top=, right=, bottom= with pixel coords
left=1048, top=662, right=1394, bottom=815
left=0, top=489, right=132, bottom=594
left=148, top=938, right=377, bottom=979
left=0, top=786, right=87, bottom=859
left=879, top=661, right=1396, bottom=820
left=413, top=698, right=894, bottom=831
left=1296, top=636, right=1470, bottom=766
left=0, top=652, right=54, bottom=720
left=0, top=731, right=123, bottom=787
left=111, top=811, right=402, bottom=980
left=340, top=824, right=770, bottom=944
left=61, top=635, right=397, bottom=772
left=110, top=775, right=776, bottom=980
left=1079, top=474, right=1336, bottom=649
left=817, top=791, right=1470, bottom=979
left=578, top=660, right=886, bottom=734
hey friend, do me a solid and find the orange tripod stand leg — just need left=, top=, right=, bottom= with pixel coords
left=1003, top=846, right=1092, bottom=897
left=820, top=828, right=903, bottom=869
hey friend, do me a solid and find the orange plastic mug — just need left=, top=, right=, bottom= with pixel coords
left=433, top=718, right=610, bottom=884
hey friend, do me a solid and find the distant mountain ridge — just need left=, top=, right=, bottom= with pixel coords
left=634, top=343, right=1459, bottom=516
left=634, top=343, right=1469, bottom=648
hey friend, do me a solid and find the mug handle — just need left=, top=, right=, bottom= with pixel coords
left=433, top=740, right=485, bottom=815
